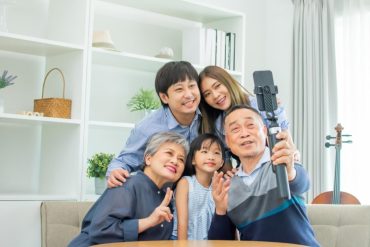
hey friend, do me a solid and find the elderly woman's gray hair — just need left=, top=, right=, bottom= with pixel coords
left=144, top=132, right=189, bottom=160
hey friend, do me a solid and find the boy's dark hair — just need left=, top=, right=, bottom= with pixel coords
left=184, top=133, right=225, bottom=176
left=155, top=61, right=199, bottom=105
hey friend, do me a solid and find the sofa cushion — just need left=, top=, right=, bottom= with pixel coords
left=40, top=202, right=370, bottom=247
left=307, top=204, right=370, bottom=247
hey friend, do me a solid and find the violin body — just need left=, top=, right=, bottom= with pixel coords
left=312, top=191, right=360, bottom=204
left=312, top=123, right=360, bottom=205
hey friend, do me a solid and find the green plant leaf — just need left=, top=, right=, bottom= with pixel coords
left=127, top=88, right=161, bottom=112
left=86, top=152, right=115, bottom=178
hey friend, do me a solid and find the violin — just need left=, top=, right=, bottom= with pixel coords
left=312, top=123, right=360, bottom=204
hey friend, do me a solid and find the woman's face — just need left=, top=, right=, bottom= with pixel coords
left=200, top=76, right=231, bottom=111
left=145, top=142, right=186, bottom=186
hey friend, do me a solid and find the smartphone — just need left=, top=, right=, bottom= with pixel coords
left=253, top=70, right=278, bottom=112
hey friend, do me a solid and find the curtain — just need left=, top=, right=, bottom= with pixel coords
left=292, top=0, right=338, bottom=202
left=335, top=0, right=370, bottom=204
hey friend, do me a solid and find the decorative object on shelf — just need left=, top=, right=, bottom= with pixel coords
left=127, top=88, right=161, bottom=116
left=92, top=30, right=119, bottom=52
left=87, top=152, right=115, bottom=195
left=0, top=69, right=17, bottom=113
left=154, top=47, right=174, bottom=59
left=18, top=111, right=44, bottom=117
left=34, top=67, right=72, bottom=119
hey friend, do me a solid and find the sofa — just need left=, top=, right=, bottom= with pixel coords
left=40, top=202, right=370, bottom=247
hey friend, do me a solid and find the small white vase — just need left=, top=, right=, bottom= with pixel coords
left=143, top=109, right=156, bottom=117
left=94, top=177, right=106, bottom=195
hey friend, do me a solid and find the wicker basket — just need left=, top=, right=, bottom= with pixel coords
left=34, top=68, right=72, bottom=119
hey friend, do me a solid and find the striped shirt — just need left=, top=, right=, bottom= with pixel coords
left=172, top=175, right=215, bottom=240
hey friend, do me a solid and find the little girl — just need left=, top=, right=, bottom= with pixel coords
left=172, top=133, right=225, bottom=240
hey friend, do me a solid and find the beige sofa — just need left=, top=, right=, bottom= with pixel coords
left=40, top=202, right=370, bottom=247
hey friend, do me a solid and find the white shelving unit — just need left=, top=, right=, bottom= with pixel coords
left=0, top=0, right=244, bottom=246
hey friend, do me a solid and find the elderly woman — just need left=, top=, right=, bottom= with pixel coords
left=69, top=132, right=189, bottom=246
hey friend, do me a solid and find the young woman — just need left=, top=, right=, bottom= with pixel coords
left=198, top=66, right=299, bottom=168
left=171, top=133, right=225, bottom=240
left=198, top=65, right=289, bottom=139
left=68, top=132, right=189, bottom=247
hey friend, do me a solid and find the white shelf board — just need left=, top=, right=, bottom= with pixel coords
left=95, top=0, right=201, bottom=30
left=101, top=0, right=244, bottom=23
left=192, top=64, right=243, bottom=78
left=0, top=32, right=84, bottom=56
left=82, top=194, right=101, bottom=202
left=92, top=48, right=243, bottom=77
left=0, top=194, right=79, bottom=201
left=0, top=113, right=81, bottom=126
left=92, top=48, right=171, bottom=72
left=89, top=120, right=135, bottom=129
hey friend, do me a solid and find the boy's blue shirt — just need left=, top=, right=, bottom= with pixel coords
left=107, top=106, right=201, bottom=175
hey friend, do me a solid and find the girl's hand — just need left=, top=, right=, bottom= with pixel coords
left=211, top=172, right=230, bottom=215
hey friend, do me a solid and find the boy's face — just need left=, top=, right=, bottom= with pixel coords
left=159, top=78, right=200, bottom=116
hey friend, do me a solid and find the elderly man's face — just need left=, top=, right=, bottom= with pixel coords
left=225, top=108, right=267, bottom=159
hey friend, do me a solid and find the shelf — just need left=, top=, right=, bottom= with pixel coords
left=0, top=194, right=79, bottom=201
left=92, top=48, right=171, bottom=72
left=192, top=64, right=243, bottom=78
left=0, top=32, right=84, bottom=56
left=101, top=0, right=244, bottom=23
left=0, top=113, right=81, bottom=126
left=83, top=194, right=101, bottom=202
left=89, top=120, right=135, bottom=129
left=92, top=48, right=243, bottom=77
left=95, top=0, right=201, bottom=30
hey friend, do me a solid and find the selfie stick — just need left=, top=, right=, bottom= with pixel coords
left=253, top=71, right=291, bottom=200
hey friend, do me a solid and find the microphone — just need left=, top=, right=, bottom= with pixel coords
left=253, top=70, right=291, bottom=200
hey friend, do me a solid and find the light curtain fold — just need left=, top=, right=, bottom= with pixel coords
left=292, top=0, right=338, bottom=202
left=335, top=0, right=370, bottom=204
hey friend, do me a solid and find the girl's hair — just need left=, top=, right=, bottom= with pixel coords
left=198, top=65, right=253, bottom=134
left=143, top=131, right=189, bottom=168
left=183, top=133, right=225, bottom=176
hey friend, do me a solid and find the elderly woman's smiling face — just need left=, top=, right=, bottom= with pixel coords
left=144, top=142, right=186, bottom=187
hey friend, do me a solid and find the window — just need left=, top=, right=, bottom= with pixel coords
left=335, top=1, right=370, bottom=204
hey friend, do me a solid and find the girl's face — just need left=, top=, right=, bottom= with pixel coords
left=145, top=142, right=186, bottom=187
left=193, top=140, right=224, bottom=174
left=200, top=76, right=231, bottom=111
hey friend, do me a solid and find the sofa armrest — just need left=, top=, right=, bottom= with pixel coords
left=40, top=201, right=93, bottom=247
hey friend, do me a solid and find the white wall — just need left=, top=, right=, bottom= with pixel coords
left=265, top=0, right=294, bottom=125
left=198, top=0, right=294, bottom=125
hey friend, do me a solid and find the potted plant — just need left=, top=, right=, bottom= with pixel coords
left=127, top=88, right=161, bottom=116
left=87, top=152, right=115, bottom=195
left=0, top=70, right=17, bottom=113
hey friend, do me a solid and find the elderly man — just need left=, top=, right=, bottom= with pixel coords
left=208, top=105, right=319, bottom=246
